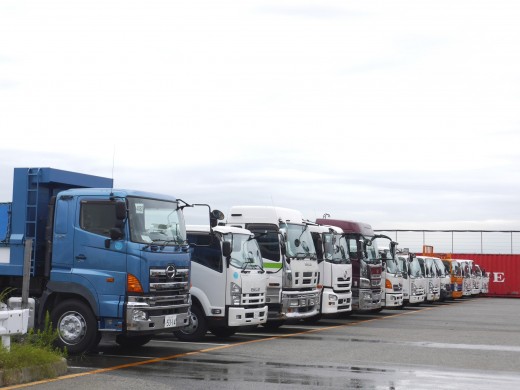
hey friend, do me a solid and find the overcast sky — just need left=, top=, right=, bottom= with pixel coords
left=1, top=0, right=519, bottom=232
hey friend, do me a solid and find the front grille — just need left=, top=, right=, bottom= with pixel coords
left=149, top=266, right=189, bottom=294
left=242, top=292, right=265, bottom=307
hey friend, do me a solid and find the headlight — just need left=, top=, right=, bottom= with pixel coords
left=429, top=281, right=434, bottom=290
left=132, top=309, right=148, bottom=321
left=329, top=295, right=338, bottom=302
left=411, top=282, right=417, bottom=293
left=360, top=278, right=371, bottom=289
left=230, top=282, right=241, bottom=294
left=230, top=282, right=242, bottom=305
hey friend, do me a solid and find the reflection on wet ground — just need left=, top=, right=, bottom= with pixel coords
left=60, top=299, right=520, bottom=390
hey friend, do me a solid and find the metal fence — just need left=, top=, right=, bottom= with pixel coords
left=374, top=230, right=520, bottom=255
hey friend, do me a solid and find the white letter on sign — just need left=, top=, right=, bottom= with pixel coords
left=493, top=272, right=505, bottom=283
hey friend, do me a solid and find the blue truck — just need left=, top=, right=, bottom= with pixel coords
left=0, top=167, right=211, bottom=354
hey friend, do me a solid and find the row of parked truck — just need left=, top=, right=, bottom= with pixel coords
left=0, top=167, right=489, bottom=354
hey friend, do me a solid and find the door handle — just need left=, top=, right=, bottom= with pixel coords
left=76, top=254, right=87, bottom=260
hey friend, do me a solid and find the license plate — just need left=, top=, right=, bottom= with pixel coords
left=165, top=314, right=177, bottom=328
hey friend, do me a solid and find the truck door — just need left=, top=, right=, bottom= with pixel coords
left=73, top=197, right=127, bottom=318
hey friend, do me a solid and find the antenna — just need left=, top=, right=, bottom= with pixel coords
left=110, top=145, right=116, bottom=197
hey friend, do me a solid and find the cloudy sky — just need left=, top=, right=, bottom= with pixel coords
left=1, top=0, right=519, bottom=233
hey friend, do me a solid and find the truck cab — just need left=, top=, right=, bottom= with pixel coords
left=0, top=167, right=215, bottom=353
left=226, top=206, right=321, bottom=327
left=432, top=257, right=452, bottom=301
left=472, top=263, right=483, bottom=296
left=309, top=224, right=352, bottom=317
left=443, top=259, right=464, bottom=299
left=173, top=225, right=268, bottom=341
left=376, top=239, right=404, bottom=310
left=457, top=259, right=474, bottom=297
left=416, top=256, right=440, bottom=303
left=480, top=267, right=490, bottom=294
left=396, top=252, right=426, bottom=306
left=315, top=218, right=382, bottom=312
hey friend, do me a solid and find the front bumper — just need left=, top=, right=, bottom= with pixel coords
left=321, top=288, right=352, bottom=314
left=409, top=294, right=426, bottom=304
left=354, top=289, right=382, bottom=311
left=278, top=289, right=321, bottom=320
left=385, top=292, right=404, bottom=307
left=228, top=305, right=268, bottom=327
left=125, top=295, right=191, bottom=332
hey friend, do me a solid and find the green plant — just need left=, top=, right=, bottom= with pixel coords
left=0, top=287, right=16, bottom=306
left=23, top=312, right=67, bottom=357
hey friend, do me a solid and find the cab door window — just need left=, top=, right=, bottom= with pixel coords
left=80, top=201, right=118, bottom=237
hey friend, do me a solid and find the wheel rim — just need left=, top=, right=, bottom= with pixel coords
left=58, top=311, right=87, bottom=345
left=180, top=311, right=199, bottom=335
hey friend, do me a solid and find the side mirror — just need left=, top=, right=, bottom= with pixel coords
left=390, top=241, right=397, bottom=258
left=105, top=227, right=123, bottom=248
left=115, top=201, right=126, bottom=220
left=222, top=241, right=232, bottom=258
left=210, top=209, right=225, bottom=228
left=110, top=227, right=123, bottom=241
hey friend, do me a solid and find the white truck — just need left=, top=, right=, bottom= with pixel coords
left=431, top=257, right=452, bottom=301
left=226, top=206, right=321, bottom=327
left=457, top=259, right=474, bottom=297
left=173, top=225, right=268, bottom=341
left=396, top=252, right=426, bottom=306
left=417, top=256, right=441, bottom=303
left=376, top=240, right=404, bottom=310
left=471, top=262, right=483, bottom=296
left=308, top=224, right=352, bottom=318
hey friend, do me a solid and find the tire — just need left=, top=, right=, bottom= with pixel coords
left=173, top=305, right=208, bottom=341
left=51, top=299, right=98, bottom=355
left=116, top=335, right=153, bottom=348
left=209, top=326, right=237, bottom=339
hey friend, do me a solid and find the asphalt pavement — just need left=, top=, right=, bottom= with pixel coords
left=8, top=297, right=520, bottom=390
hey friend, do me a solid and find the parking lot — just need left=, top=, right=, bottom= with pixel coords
left=12, top=297, right=520, bottom=390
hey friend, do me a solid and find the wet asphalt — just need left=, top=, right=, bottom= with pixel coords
left=14, top=297, right=520, bottom=390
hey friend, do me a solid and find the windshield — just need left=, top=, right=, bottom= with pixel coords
left=223, top=233, right=263, bottom=269
left=451, top=261, right=461, bottom=276
left=378, top=248, right=399, bottom=273
left=128, top=197, right=186, bottom=245
left=434, top=259, right=447, bottom=276
left=345, top=234, right=380, bottom=264
left=323, top=233, right=350, bottom=264
left=281, top=222, right=317, bottom=259
left=365, top=239, right=381, bottom=264
left=386, top=257, right=400, bottom=274
left=409, top=257, right=423, bottom=277
left=397, top=256, right=408, bottom=274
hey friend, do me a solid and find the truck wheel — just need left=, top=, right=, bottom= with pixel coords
left=173, top=305, right=207, bottom=341
left=116, top=335, right=153, bottom=348
left=209, top=326, right=237, bottom=339
left=51, top=299, right=98, bottom=354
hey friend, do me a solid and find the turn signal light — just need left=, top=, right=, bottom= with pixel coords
left=385, top=279, right=392, bottom=289
left=127, top=273, right=144, bottom=293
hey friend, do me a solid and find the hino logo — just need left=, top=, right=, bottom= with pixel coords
left=165, top=265, right=177, bottom=279
left=251, top=287, right=260, bottom=292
